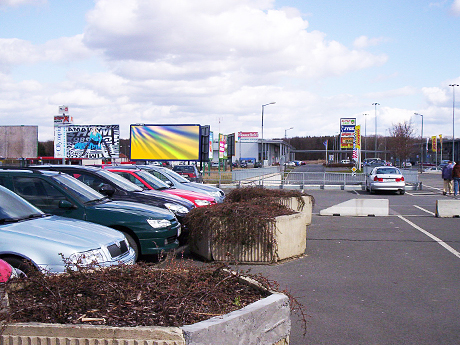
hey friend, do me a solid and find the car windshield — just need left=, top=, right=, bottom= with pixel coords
left=0, top=186, right=44, bottom=221
left=136, top=170, right=170, bottom=190
left=97, top=170, right=143, bottom=192
left=51, top=173, right=107, bottom=203
left=375, top=168, right=400, bottom=175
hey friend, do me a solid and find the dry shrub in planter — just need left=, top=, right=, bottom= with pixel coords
left=0, top=261, right=272, bottom=329
left=187, top=201, right=296, bottom=248
left=224, top=187, right=314, bottom=208
left=186, top=187, right=314, bottom=261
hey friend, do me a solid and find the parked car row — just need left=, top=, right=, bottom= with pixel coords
left=0, top=164, right=226, bottom=274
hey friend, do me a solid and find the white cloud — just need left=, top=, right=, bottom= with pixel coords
left=451, top=0, right=460, bottom=15
left=83, top=0, right=386, bottom=81
left=353, top=36, right=389, bottom=49
left=0, top=0, right=46, bottom=7
left=0, top=35, right=94, bottom=72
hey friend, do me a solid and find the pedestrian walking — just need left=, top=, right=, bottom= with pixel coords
left=442, top=161, right=454, bottom=195
left=453, top=162, right=460, bottom=197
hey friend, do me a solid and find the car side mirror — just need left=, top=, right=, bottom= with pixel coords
left=165, top=180, right=173, bottom=186
left=58, top=200, right=75, bottom=209
left=99, top=184, right=115, bottom=197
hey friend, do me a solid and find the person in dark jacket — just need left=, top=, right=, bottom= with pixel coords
left=442, top=161, right=454, bottom=195
left=452, top=162, right=460, bottom=197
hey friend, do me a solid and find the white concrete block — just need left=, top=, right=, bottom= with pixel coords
left=319, top=199, right=389, bottom=217
left=436, top=200, right=460, bottom=217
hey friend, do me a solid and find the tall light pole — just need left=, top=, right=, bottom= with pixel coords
left=363, top=113, right=369, bottom=159
left=261, top=102, right=276, bottom=166
left=449, top=84, right=459, bottom=162
left=284, top=127, right=293, bottom=162
left=414, top=113, right=424, bottom=172
left=372, top=103, right=380, bottom=158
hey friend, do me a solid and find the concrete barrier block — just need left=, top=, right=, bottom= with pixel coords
left=436, top=200, right=460, bottom=217
left=181, top=293, right=291, bottom=345
left=320, top=199, right=389, bottom=216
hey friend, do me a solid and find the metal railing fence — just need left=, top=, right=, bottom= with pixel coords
left=203, top=167, right=420, bottom=190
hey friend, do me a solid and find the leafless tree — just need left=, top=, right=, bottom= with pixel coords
left=387, top=120, right=417, bottom=166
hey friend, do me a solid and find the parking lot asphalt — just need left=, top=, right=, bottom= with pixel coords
left=233, top=171, right=460, bottom=345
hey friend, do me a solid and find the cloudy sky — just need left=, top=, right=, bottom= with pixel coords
left=1, top=0, right=460, bottom=141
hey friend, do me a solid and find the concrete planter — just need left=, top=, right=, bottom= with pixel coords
left=1, top=281, right=291, bottom=345
left=189, top=196, right=311, bottom=263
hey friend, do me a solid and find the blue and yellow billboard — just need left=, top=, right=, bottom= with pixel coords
left=130, top=124, right=201, bottom=160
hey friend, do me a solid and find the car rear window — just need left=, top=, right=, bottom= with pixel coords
left=376, top=168, right=399, bottom=174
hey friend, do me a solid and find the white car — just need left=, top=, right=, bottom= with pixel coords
left=365, top=166, right=406, bottom=195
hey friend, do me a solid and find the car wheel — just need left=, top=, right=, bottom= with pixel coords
left=400, top=190, right=405, bottom=195
left=2, top=257, right=35, bottom=276
left=123, top=233, right=140, bottom=262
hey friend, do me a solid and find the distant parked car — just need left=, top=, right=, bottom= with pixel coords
left=0, top=169, right=181, bottom=260
left=365, top=166, right=405, bottom=195
left=172, top=165, right=203, bottom=183
left=402, top=161, right=412, bottom=168
left=424, top=166, right=441, bottom=172
left=0, top=185, right=135, bottom=274
left=340, top=159, right=351, bottom=164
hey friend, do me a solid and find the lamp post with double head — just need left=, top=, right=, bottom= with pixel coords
left=414, top=113, right=424, bottom=172
left=261, top=102, right=276, bottom=166
left=449, top=84, right=459, bottom=162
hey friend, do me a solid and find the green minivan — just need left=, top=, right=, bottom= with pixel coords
left=0, top=169, right=181, bottom=261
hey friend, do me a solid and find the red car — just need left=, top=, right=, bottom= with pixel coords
left=107, top=168, right=216, bottom=207
left=0, top=258, right=15, bottom=282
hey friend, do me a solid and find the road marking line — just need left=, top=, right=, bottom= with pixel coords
left=413, top=205, right=435, bottom=216
left=398, top=215, right=460, bottom=259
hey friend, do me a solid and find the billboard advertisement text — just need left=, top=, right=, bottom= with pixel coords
left=54, top=125, right=120, bottom=159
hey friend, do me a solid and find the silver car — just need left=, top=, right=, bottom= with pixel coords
left=366, top=166, right=406, bottom=195
left=0, top=185, right=135, bottom=274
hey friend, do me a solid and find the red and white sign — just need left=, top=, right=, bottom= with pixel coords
left=238, top=131, right=259, bottom=142
left=54, top=115, right=73, bottom=126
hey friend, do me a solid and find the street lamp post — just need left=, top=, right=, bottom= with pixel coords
left=372, top=103, right=380, bottom=158
left=449, top=84, right=459, bottom=162
left=284, top=127, right=293, bottom=162
left=261, top=102, right=276, bottom=166
left=363, top=113, right=369, bottom=160
left=414, top=113, right=424, bottom=172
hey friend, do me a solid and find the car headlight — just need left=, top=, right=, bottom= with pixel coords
left=207, top=191, right=220, bottom=197
left=69, top=249, right=106, bottom=266
left=164, top=203, right=189, bottom=215
left=147, top=218, right=172, bottom=229
left=194, top=199, right=211, bottom=206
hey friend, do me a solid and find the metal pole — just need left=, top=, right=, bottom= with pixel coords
left=372, top=103, right=379, bottom=158
left=414, top=113, right=423, bottom=173
left=363, top=113, right=368, bottom=159
left=261, top=102, right=276, bottom=166
left=449, top=84, right=459, bottom=162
